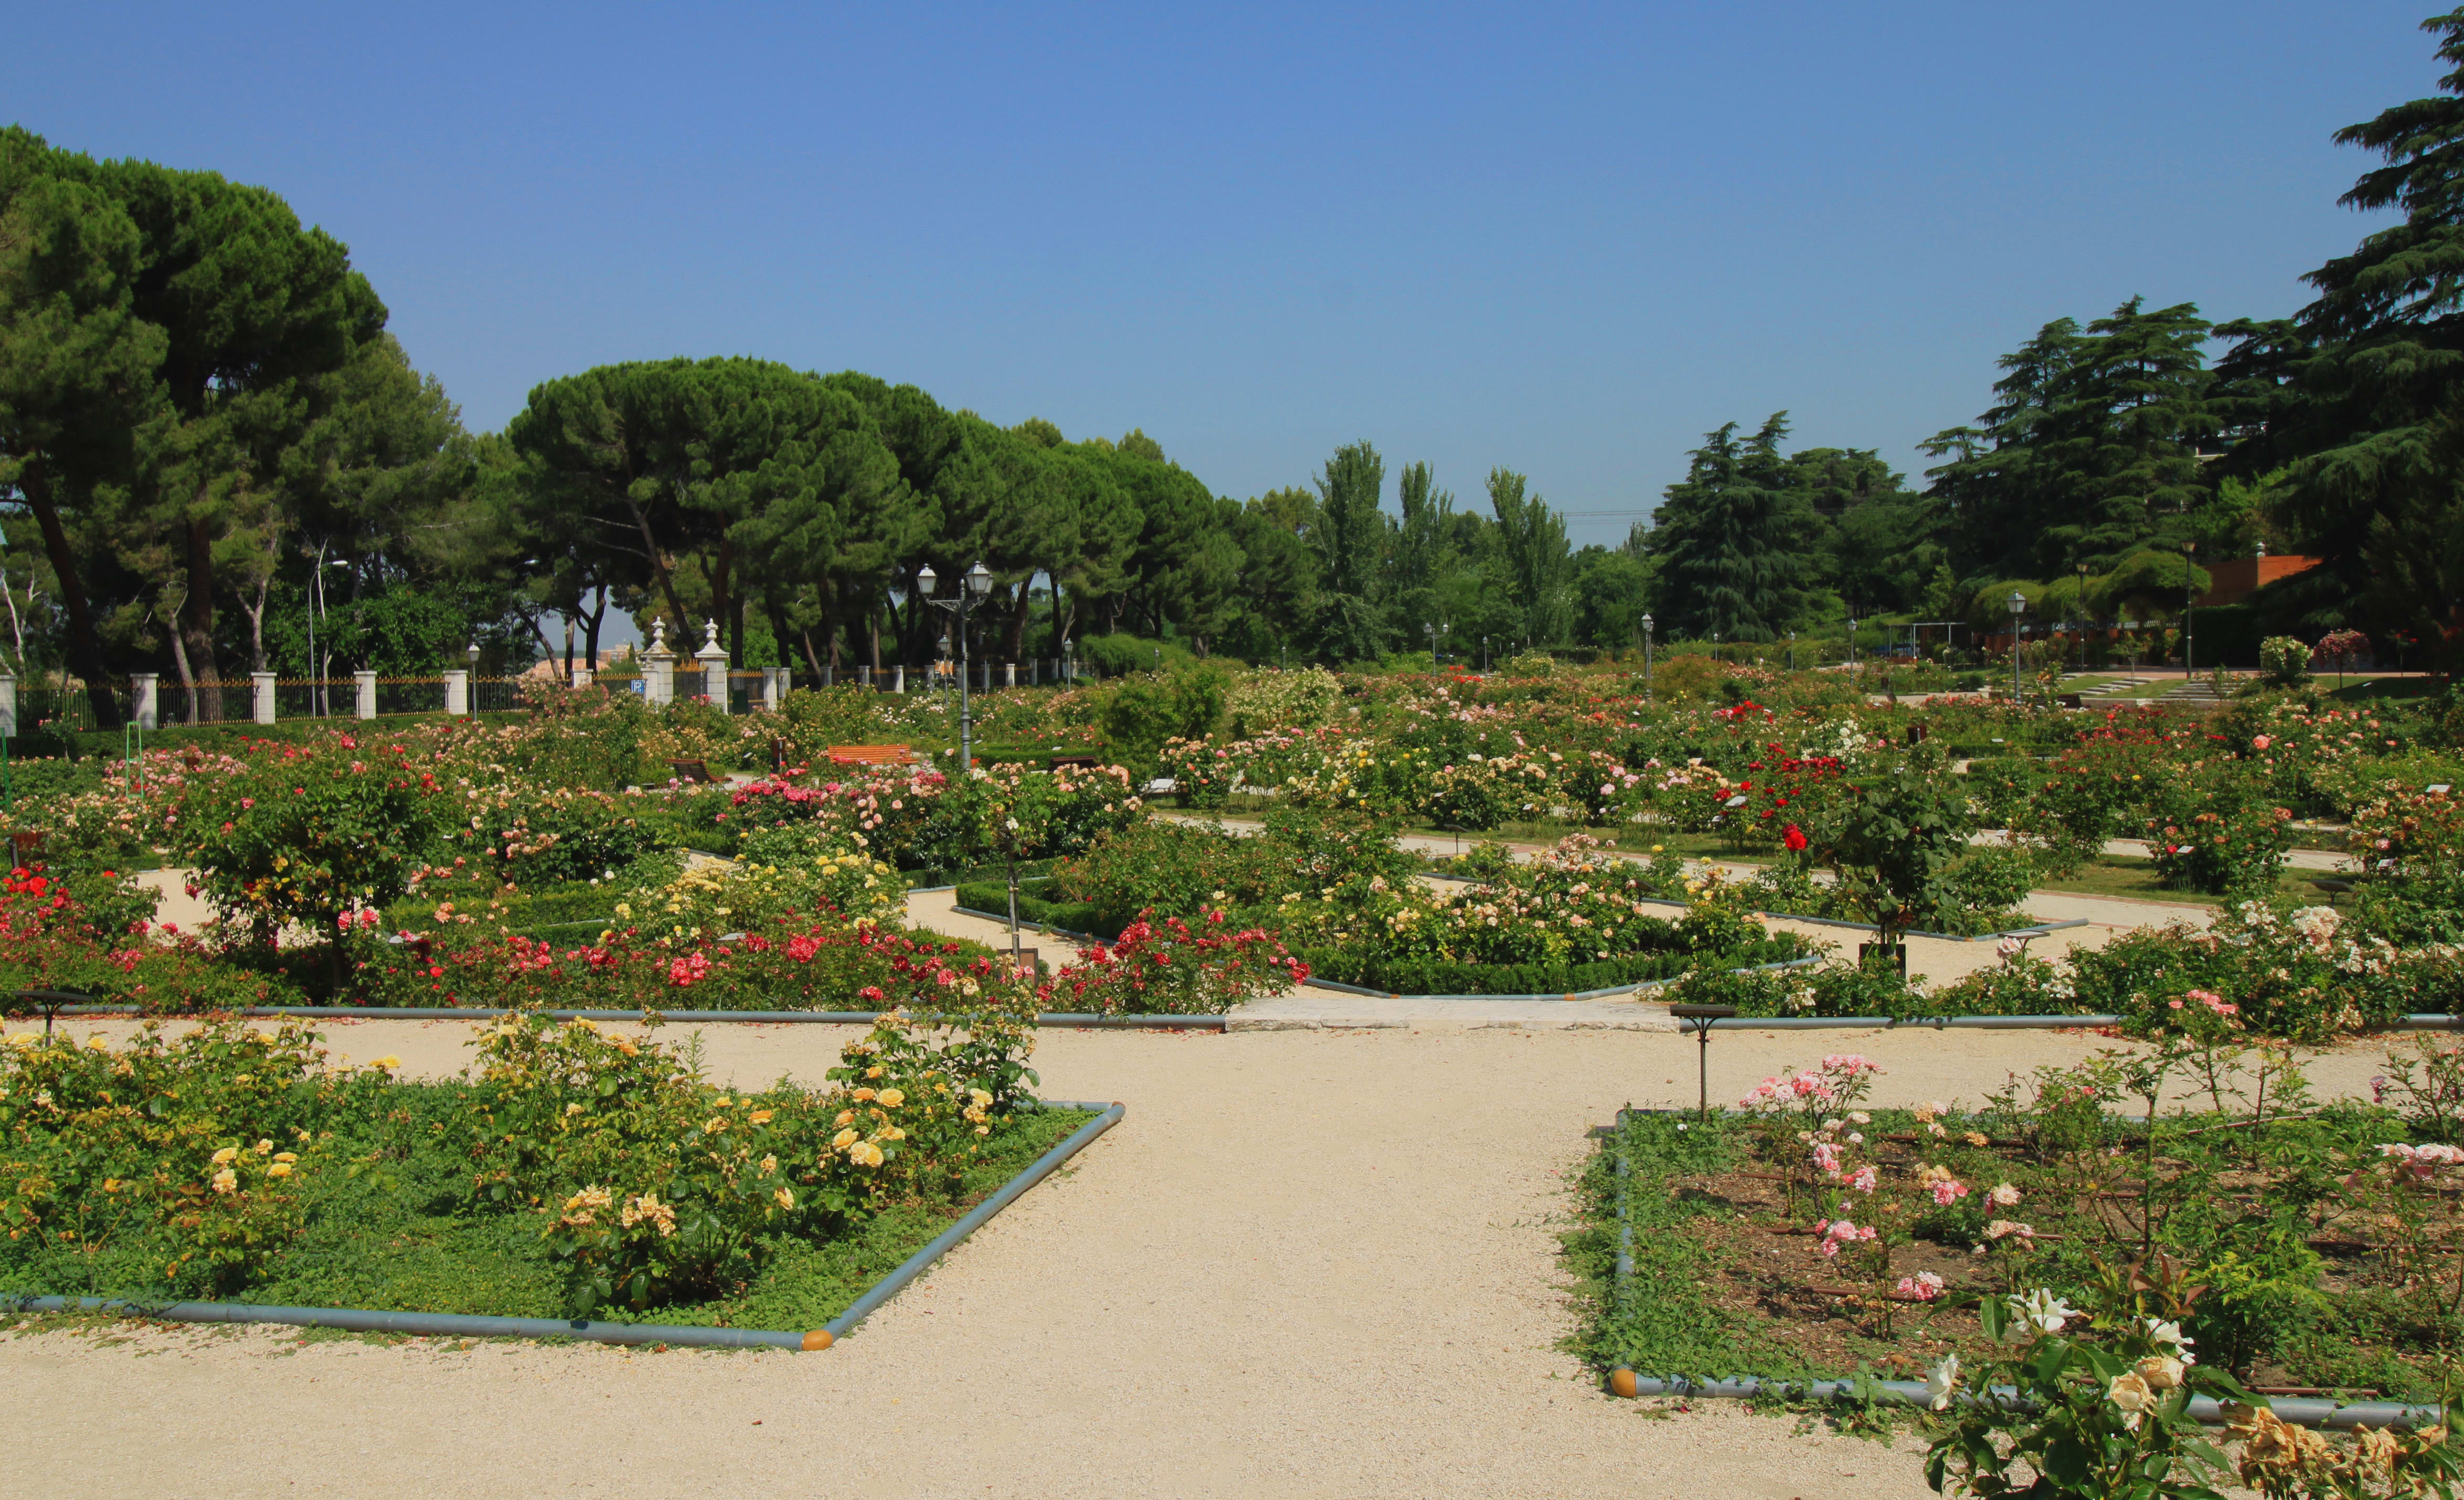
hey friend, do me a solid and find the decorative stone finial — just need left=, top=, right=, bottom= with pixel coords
left=704, top=618, right=721, bottom=650
left=651, top=618, right=668, bottom=651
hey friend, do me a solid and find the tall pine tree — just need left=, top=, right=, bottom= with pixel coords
left=2214, top=7, right=2464, bottom=647
left=1642, top=413, right=1823, bottom=642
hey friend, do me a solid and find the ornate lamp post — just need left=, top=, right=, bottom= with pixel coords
left=2076, top=562, right=2090, bottom=675
left=1640, top=614, right=1654, bottom=700
left=2182, top=540, right=2199, bottom=682
left=2007, top=591, right=2028, bottom=702
left=917, top=561, right=993, bottom=768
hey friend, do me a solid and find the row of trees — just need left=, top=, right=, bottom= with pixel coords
left=8, top=6, right=2464, bottom=711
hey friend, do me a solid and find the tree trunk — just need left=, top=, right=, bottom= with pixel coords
left=241, top=574, right=271, bottom=674
left=1003, top=577, right=1032, bottom=659
left=622, top=490, right=691, bottom=635
left=16, top=451, right=123, bottom=728
left=867, top=607, right=881, bottom=675
left=183, top=514, right=222, bottom=722
left=800, top=625, right=825, bottom=680
left=582, top=583, right=607, bottom=671
left=709, top=539, right=735, bottom=663
left=167, top=615, right=198, bottom=725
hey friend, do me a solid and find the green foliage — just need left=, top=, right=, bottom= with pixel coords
left=1100, top=662, right=1228, bottom=772
left=2261, top=636, right=2314, bottom=686
left=1804, top=752, right=1975, bottom=942
left=184, top=732, right=450, bottom=952
left=0, top=1012, right=1065, bottom=1328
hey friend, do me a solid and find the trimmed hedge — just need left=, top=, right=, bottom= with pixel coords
left=1291, top=933, right=1811, bottom=996
left=953, top=878, right=1105, bottom=935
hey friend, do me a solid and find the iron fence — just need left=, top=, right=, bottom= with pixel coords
left=154, top=679, right=255, bottom=727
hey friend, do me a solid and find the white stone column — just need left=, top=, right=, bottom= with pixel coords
left=642, top=619, right=676, bottom=707
left=442, top=670, right=469, bottom=717
left=355, top=670, right=377, bottom=720
left=251, top=671, right=278, bottom=725
left=893, top=665, right=906, bottom=694
left=571, top=666, right=593, bottom=689
left=761, top=667, right=784, bottom=711
left=695, top=619, right=730, bottom=715
left=131, top=673, right=160, bottom=731
left=1004, top=662, right=1016, bottom=688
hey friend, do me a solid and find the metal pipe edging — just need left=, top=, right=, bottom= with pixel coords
left=822, top=1100, right=1124, bottom=1342
left=22, top=1003, right=1223, bottom=1031
left=1600, top=1371, right=2447, bottom=1430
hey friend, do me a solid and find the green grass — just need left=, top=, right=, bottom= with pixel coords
left=2323, top=675, right=2444, bottom=703
left=6, top=1088, right=1095, bottom=1334
left=2028, top=853, right=2350, bottom=907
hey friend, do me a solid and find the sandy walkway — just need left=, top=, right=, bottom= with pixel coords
left=0, top=1019, right=2419, bottom=1500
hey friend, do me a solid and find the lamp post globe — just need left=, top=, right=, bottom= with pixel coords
left=966, top=561, right=992, bottom=597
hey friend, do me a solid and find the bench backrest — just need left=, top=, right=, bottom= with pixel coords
left=828, top=744, right=915, bottom=765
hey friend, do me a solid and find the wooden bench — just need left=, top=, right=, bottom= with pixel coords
left=668, top=759, right=716, bottom=784
left=827, top=744, right=918, bottom=766
left=1048, top=754, right=1101, bottom=771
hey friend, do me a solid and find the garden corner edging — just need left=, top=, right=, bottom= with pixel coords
left=0, top=1100, right=1124, bottom=1353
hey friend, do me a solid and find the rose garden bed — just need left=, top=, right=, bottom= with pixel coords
left=0, top=1008, right=1097, bottom=1343
left=1570, top=1040, right=2464, bottom=1411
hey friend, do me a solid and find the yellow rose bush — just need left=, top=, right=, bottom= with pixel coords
left=0, top=1007, right=1044, bottom=1322
left=0, top=1018, right=385, bottom=1295
left=474, top=1005, right=1037, bottom=1313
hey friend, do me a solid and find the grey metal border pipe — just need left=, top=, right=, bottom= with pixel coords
left=17, top=1001, right=1223, bottom=1031
left=0, top=1100, right=1121, bottom=1353
left=1699, top=1014, right=2464, bottom=1033
left=1301, top=955, right=1822, bottom=1003
left=1601, top=1370, right=2448, bottom=1431
left=821, top=1100, right=1122, bottom=1342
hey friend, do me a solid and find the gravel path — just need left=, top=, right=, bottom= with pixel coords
left=0, top=1018, right=2417, bottom=1499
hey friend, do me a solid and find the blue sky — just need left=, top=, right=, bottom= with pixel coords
left=9, top=1, right=2435, bottom=548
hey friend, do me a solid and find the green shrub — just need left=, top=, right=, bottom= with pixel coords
left=2259, top=635, right=2312, bottom=686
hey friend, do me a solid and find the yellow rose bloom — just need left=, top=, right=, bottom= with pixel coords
left=876, top=1089, right=905, bottom=1109
left=267, top=1163, right=293, bottom=1179
left=210, top=1146, right=239, bottom=1166
left=210, top=1168, right=238, bottom=1194
left=849, top=1141, right=885, bottom=1168
left=773, top=1187, right=795, bottom=1210
left=272, top=1152, right=298, bottom=1163
left=834, top=1109, right=855, bottom=1127
left=750, top=1110, right=774, bottom=1125
left=832, top=1127, right=858, bottom=1148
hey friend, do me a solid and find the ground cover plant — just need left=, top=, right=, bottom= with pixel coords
left=0, top=1010, right=1080, bottom=1329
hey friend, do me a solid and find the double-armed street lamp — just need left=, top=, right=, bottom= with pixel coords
left=917, top=561, right=993, bottom=769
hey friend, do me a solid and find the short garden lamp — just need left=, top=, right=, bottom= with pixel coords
left=1667, top=1003, right=1738, bottom=1121
left=2006, top=591, right=2027, bottom=701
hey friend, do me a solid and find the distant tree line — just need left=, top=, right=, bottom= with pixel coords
left=8, top=8, right=2464, bottom=724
